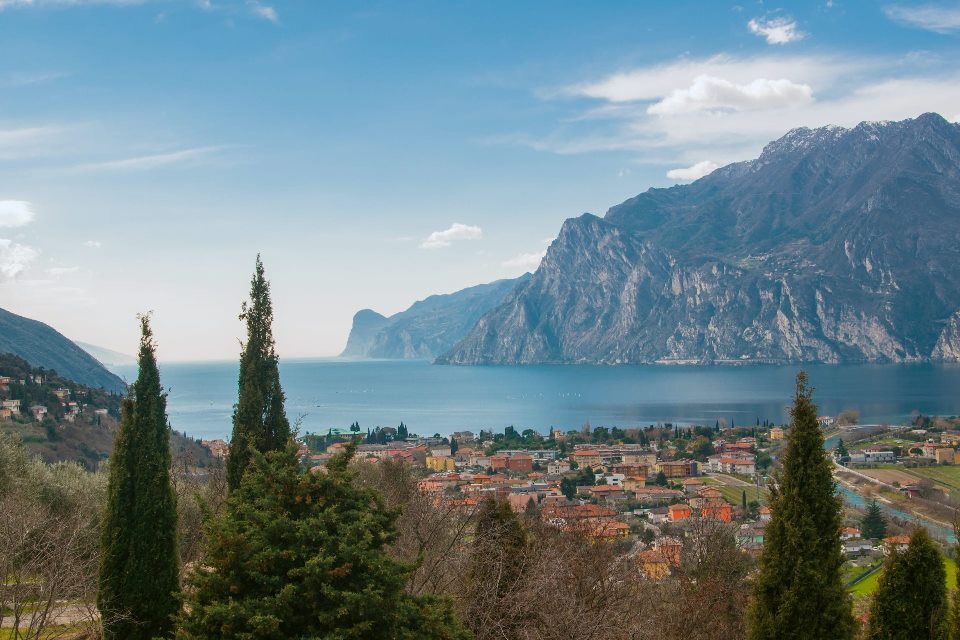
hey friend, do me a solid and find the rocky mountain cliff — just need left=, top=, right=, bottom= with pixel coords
left=0, top=307, right=127, bottom=393
left=440, top=113, right=960, bottom=365
left=341, top=275, right=530, bottom=359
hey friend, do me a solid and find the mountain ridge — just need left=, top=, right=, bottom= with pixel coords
left=439, top=113, right=960, bottom=365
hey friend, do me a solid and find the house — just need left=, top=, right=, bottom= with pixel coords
left=700, top=500, right=732, bottom=522
left=547, top=459, right=571, bottom=475
left=2, top=399, right=21, bottom=414
left=506, top=454, right=533, bottom=474
left=592, top=520, right=630, bottom=542
left=758, top=506, right=772, bottom=522
left=681, top=478, right=704, bottom=492
left=570, top=450, right=602, bottom=469
left=508, top=493, right=539, bottom=513
left=426, top=456, right=456, bottom=472
left=935, top=448, right=956, bottom=465
left=0, top=407, right=11, bottom=421
left=590, top=485, right=627, bottom=503
left=709, top=456, right=757, bottom=476
left=201, top=439, right=230, bottom=459
left=849, top=450, right=896, bottom=465
left=489, top=455, right=509, bottom=471
left=654, top=536, right=683, bottom=565
left=667, top=503, right=693, bottom=522
left=657, top=460, right=698, bottom=479
left=0, top=376, right=10, bottom=391
left=841, top=527, right=861, bottom=540
left=883, top=535, right=911, bottom=555
left=430, top=447, right=452, bottom=458
left=623, top=476, right=646, bottom=493
left=53, top=388, right=70, bottom=401
left=941, top=431, right=960, bottom=447
left=638, top=549, right=672, bottom=579
left=633, top=486, right=683, bottom=504
left=738, top=523, right=765, bottom=546
left=30, top=405, right=48, bottom=420
left=469, top=454, right=492, bottom=469
left=817, top=416, right=835, bottom=427
left=769, top=427, right=785, bottom=441
left=844, top=539, right=874, bottom=556
left=645, top=506, right=670, bottom=523
left=451, top=431, right=474, bottom=441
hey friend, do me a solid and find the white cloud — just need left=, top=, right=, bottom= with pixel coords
left=748, top=17, right=806, bottom=44
left=84, top=240, right=102, bottom=248
left=0, top=200, right=35, bottom=227
left=46, top=265, right=79, bottom=276
left=63, top=146, right=226, bottom=173
left=0, top=238, right=38, bottom=281
left=648, top=75, right=813, bottom=115
left=419, top=223, right=483, bottom=249
left=666, top=160, right=719, bottom=181
left=247, top=0, right=276, bottom=22
left=884, top=4, right=960, bottom=33
left=502, top=249, right=546, bottom=270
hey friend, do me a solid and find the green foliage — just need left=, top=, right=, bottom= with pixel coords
left=227, top=256, right=291, bottom=492
left=98, top=317, right=179, bottom=640
left=835, top=438, right=850, bottom=458
left=861, top=499, right=887, bottom=540
left=175, top=442, right=470, bottom=640
left=654, top=471, right=668, bottom=487
left=867, top=528, right=947, bottom=640
left=747, top=372, right=855, bottom=640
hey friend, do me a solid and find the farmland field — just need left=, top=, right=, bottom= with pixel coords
left=857, top=468, right=917, bottom=486
left=849, top=557, right=957, bottom=597
left=905, top=466, right=960, bottom=492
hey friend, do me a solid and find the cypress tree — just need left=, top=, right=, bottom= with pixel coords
left=747, top=371, right=855, bottom=640
left=862, top=499, right=887, bottom=540
left=175, top=443, right=469, bottom=639
left=98, top=316, right=178, bottom=640
left=226, top=255, right=291, bottom=491
left=867, top=527, right=947, bottom=639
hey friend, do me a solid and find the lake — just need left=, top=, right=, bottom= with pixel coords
left=109, top=359, right=960, bottom=441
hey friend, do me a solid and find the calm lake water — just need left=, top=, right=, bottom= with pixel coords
left=109, top=359, right=960, bottom=441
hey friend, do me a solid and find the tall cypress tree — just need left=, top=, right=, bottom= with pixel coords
left=862, top=499, right=887, bottom=540
left=98, top=316, right=179, bottom=640
left=867, top=527, right=947, bottom=639
left=226, top=255, right=291, bottom=491
left=747, top=371, right=854, bottom=640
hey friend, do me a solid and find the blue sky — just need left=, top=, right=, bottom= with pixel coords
left=1, top=0, right=959, bottom=360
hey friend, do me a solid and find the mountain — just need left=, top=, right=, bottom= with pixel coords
left=440, top=113, right=960, bottom=365
left=342, top=275, right=531, bottom=359
left=75, top=341, right=137, bottom=369
left=0, top=307, right=127, bottom=393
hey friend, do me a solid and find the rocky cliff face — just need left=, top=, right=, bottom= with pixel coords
left=440, top=113, right=960, bottom=365
left=341, top=275, right=530, bottom=359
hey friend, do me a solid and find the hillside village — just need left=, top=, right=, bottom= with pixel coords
left=0, top=352, right=214, bottom=469
left=211, top=413, right=960, bottom=587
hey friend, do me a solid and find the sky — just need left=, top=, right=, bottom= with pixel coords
left=1, top=0, right=960, bottom=361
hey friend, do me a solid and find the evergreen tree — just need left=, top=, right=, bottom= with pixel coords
left=835, top=438, right=850, bottom=459
left=747, top=371, right=855, bottom=640
left=862, top=499, right=887, bottom=540
left=742, top=490, right=748, bottom=511
left=176, top=443, right=469, bottom=639
left=98, top=317, right=179, bottom=640
left=226, top=256, right=291, bottom=492
left=450, top=437, right=459, bottom=455
left=867, top=527, right=947, bottom=640
left=464, top=497, right=527, bottom=638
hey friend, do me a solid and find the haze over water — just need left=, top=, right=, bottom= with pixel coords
left=110, top=360, right=960, bottom=441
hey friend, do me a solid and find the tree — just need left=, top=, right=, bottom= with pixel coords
left=867, top=527, right=947, bottom=639
left=747, top=371, right=855, bottom=640
left=226, top=256, right=291, bottom=492
left=654, top=471, right=668, bottom=487
left=861, top=499, right=887, bottom=540
left=835, top=438, right=850, bottom=459
left=464, top=497, right=527, bottom=639
left=98, top=316, right=179, bottom=640
left=176, top=443, right=469, bottom=639
left=450, top=437, right=459, bottom=455
left=742, top=490, right=748, bottom=512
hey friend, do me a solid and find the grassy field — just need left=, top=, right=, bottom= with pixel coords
left=849, top=557, right=957, bottom=597
left=906, top=466, right=960, bottom=492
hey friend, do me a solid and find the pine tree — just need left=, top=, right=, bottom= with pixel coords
left=226, top=256, right=291, bottom=492
left=747, top=371, right=855, bottom=640
left=835, top=438, right=850, bottom=459
left=867, top=527, right=947, bottom=639
left=98, top=316, right=179, bottom=640
left=862, top=499, right=887, bottom=540
left=176, top=443, right=469, bottom=639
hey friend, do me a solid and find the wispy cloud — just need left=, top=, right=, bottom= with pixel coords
left=0, top=0, right=147, bottom=9
left=666, top=160, right=718, bottom=181
left=1, top=71, right=67, bottom=87
left=648, top=76, right=813, bottom=115
left=62, top=145, right=227, bottom=173
left=747, top=16, right=806, bottom=44
left=0, top=238, right=38, bottom=281
left=84, top=240, right=102, bottom=249
left=247, top=0, right=276, bottom=23
left=0, top=200, right=35, bottom=227
left=502, top=249, right=546, bottom=270
left=420, top=223, right=483, bottom=249
left=884, top=4, right=960, bottom=33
